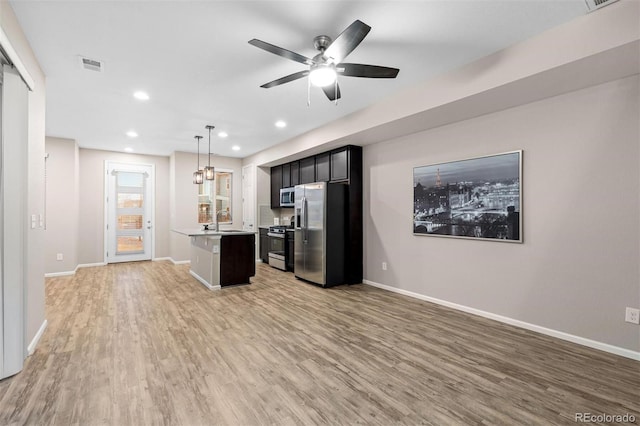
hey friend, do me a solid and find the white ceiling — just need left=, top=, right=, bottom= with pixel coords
left=10, top=0, right=586, bottom=158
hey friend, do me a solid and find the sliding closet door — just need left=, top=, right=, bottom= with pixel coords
left=1, top=66, right=28, bottom=379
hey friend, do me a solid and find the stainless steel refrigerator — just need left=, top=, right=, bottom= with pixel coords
left=294, top=182, right=346, bottom=287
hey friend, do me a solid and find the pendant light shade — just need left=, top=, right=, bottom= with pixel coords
left=205, top=125, right=215, bottom=180
left=193, top=170, right=204, bottom=184
left=193, top=135, right=203, bottom=184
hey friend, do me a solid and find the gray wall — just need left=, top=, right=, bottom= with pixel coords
left=363, top=75, right=639, bottom=352
left=44, top=137, right=79, bottom=274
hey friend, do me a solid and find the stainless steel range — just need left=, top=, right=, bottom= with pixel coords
left=267, top=225, right=289, bottom=270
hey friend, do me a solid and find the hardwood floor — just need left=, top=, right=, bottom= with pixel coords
left=0, top=261, right=638, bottom=425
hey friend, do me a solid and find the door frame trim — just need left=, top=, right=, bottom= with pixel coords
left=103, top=160, right=156, bottom=264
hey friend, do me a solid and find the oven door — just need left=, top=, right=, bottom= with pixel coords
left=267, top=233, right=286, bottom=270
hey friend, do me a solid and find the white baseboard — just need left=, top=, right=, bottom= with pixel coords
left=363, top=279, right=640, bottom=361
left=27, top=319, right=48, bottom=355
left=44, top=270, right=76, bottom=278
left=45, top=262, right=103, bottom=277
left=152, top=257, right=172, bottom=262
left=189, top=270, right=220, bottom=291
left=77, top=262, right=106, bottom=269
left=170, top=258, right=190, bottom=265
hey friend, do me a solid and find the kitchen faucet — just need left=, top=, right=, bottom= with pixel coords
left=215, top=209, right=226, bottom=232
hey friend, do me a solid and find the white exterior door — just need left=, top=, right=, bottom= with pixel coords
left=105, top=162, right=154, bottom=263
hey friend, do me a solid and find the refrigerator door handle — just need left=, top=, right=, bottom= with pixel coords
left=301, top=196, right=307, bottom=243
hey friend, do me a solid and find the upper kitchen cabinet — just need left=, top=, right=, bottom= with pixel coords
left=282, top=163, right=291, bottom=188
left=299, top=157, right=315, bottom=184
left=290, top=161, right=300, bottom=186
left=330, top=147, right=349, bottom=182
left=270, top=165, right=282, bottom=208
left=315, top=152, right=330, bottom=182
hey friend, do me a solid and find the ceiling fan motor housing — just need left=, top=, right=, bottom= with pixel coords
left=313, top=35, right=333, bottom=54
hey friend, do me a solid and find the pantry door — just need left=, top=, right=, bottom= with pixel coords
left=105, top=162, right=155, bottom=263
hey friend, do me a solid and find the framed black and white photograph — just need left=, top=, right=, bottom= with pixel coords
left=413, top=151, right=522, bottom=242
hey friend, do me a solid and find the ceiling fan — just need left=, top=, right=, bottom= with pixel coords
left=248, top=20, right=399, bottom=103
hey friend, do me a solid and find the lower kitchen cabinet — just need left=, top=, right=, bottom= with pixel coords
left=220, top=234, right=255, bottom=286
left=259, top=228, right=269, bottom=263
left=286, top=231, right=295, bottom=271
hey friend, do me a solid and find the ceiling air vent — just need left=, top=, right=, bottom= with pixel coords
left=78, top=55, right=104, bottom=72
left=584, top=0, right=619, bottom=12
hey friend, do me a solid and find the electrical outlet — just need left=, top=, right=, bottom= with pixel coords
left=56, top=253, right=63, bottom=261
left=382, top=262, right=387, bottom=271
left=625, top=307, right=640, bottom=324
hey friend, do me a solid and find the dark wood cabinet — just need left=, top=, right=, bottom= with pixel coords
left=290, top=161, right=300, bottom=186
left=344, top=146, right=362, bottom=284
left=270, top=165, right=282, bottom=208
left=315, top=152, right=330, bottom=182
left=268, top=145, right=362, bottom=284
left=282, top=163, right=291, bottom=188
left=220, top=234, right=256, bottom=286
left=286, top=231, right=294, bottom=271
left=330, top=148, right=349, bottom=182
left=259, top=228, right=269, bottom=263
left=299, top=157, right=315, bottom=184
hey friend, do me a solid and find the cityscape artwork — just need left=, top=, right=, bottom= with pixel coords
left=413, top=151, right=522, bottom=242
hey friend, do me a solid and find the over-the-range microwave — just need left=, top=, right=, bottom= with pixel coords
left=279, top=187, right=295, bottom=207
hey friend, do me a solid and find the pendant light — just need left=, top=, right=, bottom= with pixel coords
left=193, top=135, right=203, bottom=184
left=204, top=125, right=215, bottom=180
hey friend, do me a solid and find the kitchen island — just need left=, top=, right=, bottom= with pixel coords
left=172, top=229, right=256, bottom=290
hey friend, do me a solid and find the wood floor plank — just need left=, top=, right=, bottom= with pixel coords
left=0, top=261, right=637, bottom=425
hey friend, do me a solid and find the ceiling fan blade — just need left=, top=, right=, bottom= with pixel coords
left=249, top=39, right=314, bottom=65
left=337, top=63, right=400, bottom=78
left=323, top=20, right=371, bottom=64
left=260, top=70, right=310, bottom=88
left=322, top=83, right=341, bottom=101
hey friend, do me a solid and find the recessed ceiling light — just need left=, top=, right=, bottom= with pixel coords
left=275, top=120, right=286, bottom=128
left=126, top=130, right=138, bottom=138
left=133, top=91, right=149, bottom=101
left=218, top=131, right=228, bottom=138
left=124, top=147, right=134, bottom=153
left=231, top=145, right=240, bottom=151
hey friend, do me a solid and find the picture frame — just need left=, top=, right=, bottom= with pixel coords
left=413, top=151, right=522, bottom=242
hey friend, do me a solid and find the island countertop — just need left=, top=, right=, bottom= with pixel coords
left=172, top=228, right=256, bottom=237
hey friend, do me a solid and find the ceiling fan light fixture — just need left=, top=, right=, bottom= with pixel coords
left=309, top=66, right=337, bottom=87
